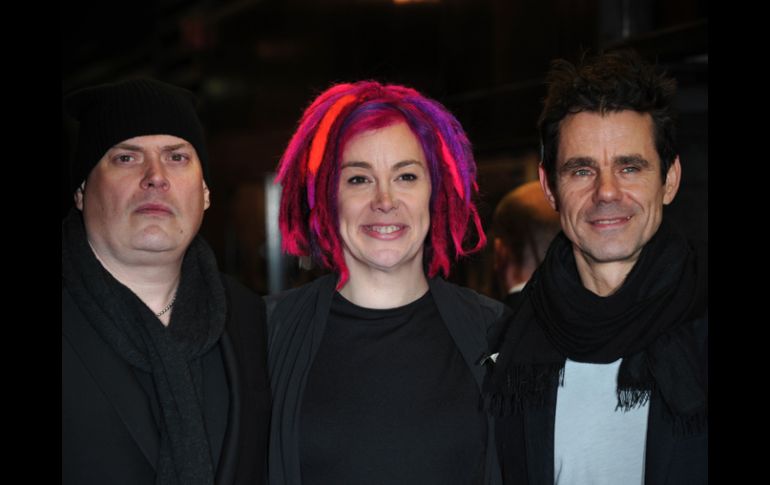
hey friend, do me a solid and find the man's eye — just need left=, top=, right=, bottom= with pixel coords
left=170, top=153, right=190, bottom=162
left=115, top=155, right=135, bottom=163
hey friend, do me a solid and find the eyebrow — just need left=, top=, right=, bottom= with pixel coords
left=340, top=159, right=425, bottom=171
left=559, top=157, right=596, bottom=175
left=559, top=154, right=651, bottom=174
left=111, top=142, right=191, bottom=152
left=615, top=154, right=650, bottom=168
left=111, top=143, right=144, bottom=152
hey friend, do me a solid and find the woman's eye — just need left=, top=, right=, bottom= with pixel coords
left=348, top=175, right=368, bottom=184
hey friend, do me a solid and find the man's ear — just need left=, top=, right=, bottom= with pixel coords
left=203, top=181, right=211, bottom=210
left=74, top=182, right=85, bottom=211
left=663, top=156, right=682, bottom=205
left=538, top=164, right=558, bottom=211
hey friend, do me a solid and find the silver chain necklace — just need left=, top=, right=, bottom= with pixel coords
left=155, top=294, right=177, bottom=317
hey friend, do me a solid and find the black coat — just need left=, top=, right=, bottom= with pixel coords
left=494, top=313, right=708, bottom=485
left=62, top=274, right=271, bottom=485
left=502, top=291, right=523, bottom=313
left=265, top=274, right=507, bottom=485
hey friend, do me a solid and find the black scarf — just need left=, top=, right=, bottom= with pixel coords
left=62, top=209, right=227, bottom=485
left=486, top=219, right=707, bottom=434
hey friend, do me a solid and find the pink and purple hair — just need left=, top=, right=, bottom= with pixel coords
left=276, top=80, right=485, bottom=288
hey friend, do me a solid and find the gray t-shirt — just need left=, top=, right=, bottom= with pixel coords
left=554, top=358, right=649, bottom=485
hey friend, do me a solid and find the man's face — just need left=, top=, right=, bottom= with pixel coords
left=540, top=111, right=680, bottom=271
left=75, top=134, right=210, bottom=265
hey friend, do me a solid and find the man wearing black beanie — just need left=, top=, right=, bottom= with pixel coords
left=62, top=78, right=270, bottom=485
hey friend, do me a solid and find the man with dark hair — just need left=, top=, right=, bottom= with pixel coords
left=62, top=78, right=270, bottom=485
left=487, top=50, right=707, bottom=484
left=492, top=180, right=560, bottom=309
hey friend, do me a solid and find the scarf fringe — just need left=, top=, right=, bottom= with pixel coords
left=616, top=387, right=652, bottom=411
left=483, top=363, right=564, bottom=416
left=669, top=407, right=708, bottom=436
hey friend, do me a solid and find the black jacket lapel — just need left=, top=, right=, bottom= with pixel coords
left=62, top=289, right=160, bottom=468
left=525, top=379, right=557, bottom=485
left=215, top=332, right=241, bottom=485
left=430, top=277, right=494, bottom=390
left=643, top=392, right=675, bottom=484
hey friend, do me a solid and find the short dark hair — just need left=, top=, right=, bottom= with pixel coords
left=538, top=49, right=677, bottom=191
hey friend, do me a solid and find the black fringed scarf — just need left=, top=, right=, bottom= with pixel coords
left=485, top=218, right=707, bottom=435
left=62, top=209, right=227, bottom=485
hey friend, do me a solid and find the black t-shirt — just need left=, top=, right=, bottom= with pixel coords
left=300, top=291, right=486, bottom=485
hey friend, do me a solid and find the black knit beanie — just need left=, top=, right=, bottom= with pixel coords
left=64, top=78, right=210, bottom=194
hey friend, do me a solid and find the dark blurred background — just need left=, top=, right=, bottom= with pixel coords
left=63, top=0, right=707, bottom=298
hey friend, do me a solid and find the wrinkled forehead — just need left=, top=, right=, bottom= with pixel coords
left=556, top=111, right=658, bottom=164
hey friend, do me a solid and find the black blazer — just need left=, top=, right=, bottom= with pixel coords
left=62, top=275, right=271, bottom=485
left=502, top=291, right=523, bottom=313
left=495, top=313, right=708, bottom=485
left=265, top=275, right=507, bottom=485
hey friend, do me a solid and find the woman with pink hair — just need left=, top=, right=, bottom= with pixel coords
left=266, top=81, right=505, bottom=484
